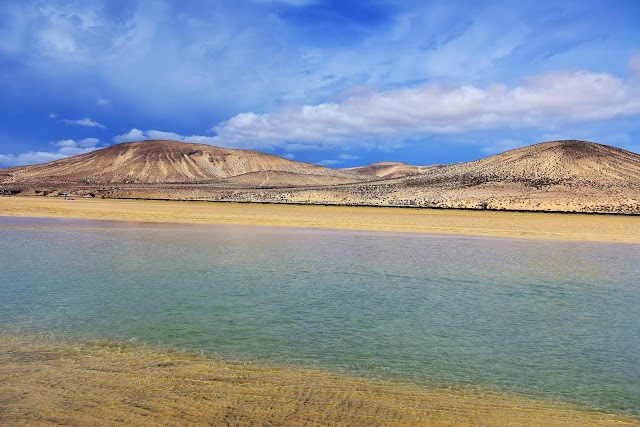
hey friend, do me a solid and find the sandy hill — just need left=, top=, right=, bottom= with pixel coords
left=2, top=139, right=638, bottom=213
left=208, top=140, right=640, bottom=214
left=0, top=140, right=364, bottom=186
left=321, top=140, right=640, bottom=213
left=401, top=139, right=640, bottom=187
left=343, top=162, right=436, bottom=179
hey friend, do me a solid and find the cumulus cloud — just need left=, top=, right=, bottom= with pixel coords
left=0, top=152, right=67, bottom=167
left=59, top=117, right=106, bottom=129
left=113, top=129, right=217, bottom=145
left=113, top=128, right=146, bottom=143
left=211, top=70, right=640, bottom=150
left=110, top=68, right=640, bottom=155
left=0, top=138, right=103, bottom=167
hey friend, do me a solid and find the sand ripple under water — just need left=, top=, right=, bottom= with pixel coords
left=1, top=335, right=638, bottom=427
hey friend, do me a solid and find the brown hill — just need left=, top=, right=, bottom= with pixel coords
left=207, top=140, right=640, bottom=214
left=402, top=139, right=640, bottom=187
left=332, top=140, right=640, bottom=212
left=0, top=140, right=364, bottom=187
left=2, top=139, right=639, bottom=213
left=343, top=162, right=436, bottom=179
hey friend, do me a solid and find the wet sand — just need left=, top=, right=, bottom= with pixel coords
left=1, top=335, right=637, bottom=427
left=1, top=196, right=640, bottom=243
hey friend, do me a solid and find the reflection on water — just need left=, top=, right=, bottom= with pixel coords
left=1, top=216, right=639, bottom=414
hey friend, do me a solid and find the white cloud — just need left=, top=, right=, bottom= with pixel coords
left=337, top=154, right=359, bottom=160
left=97, top=97, right=110, bottom=106
left=211, top=70, right=640, bottom=150
left=59, top=117, right=106, bottom=129
left=51, top=138, right=103, bottom=157
left=113, top=128, right=146, bottom=143
left=77, top=137, right=100, bottom=147
left=54, top=139, right=77, bottom=148
left=145, top=130, right=185, bottom=141
left=0, top=138, right=103, bottom=167
left=0, top=152, right=66, bottom=167
left=113, top=129, right=218, bottom=145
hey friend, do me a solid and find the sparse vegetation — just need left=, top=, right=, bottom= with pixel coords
left=1, top=139, right=639, bottom=214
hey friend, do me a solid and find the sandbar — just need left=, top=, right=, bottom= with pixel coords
left=1, top=335, right=637, bottom=427
left=1, top=196, right=640, bottom=243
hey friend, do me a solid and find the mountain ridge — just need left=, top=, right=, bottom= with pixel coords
left=2, top=139, right=639, bottom=214
left=1, top=140, right=364, bottom=186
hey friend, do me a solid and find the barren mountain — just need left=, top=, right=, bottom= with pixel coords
left=343, top=162, right=437, bottom=179
left=206, top=140, right=640, bottom=214
left=2, top=139, right=639, bottom=213
left=0, top=140, right=364, bottom=187
left=404, top=139, right=640, bottom=187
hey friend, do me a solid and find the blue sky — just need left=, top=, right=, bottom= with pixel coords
left=1, top=0, right=639, bottom=168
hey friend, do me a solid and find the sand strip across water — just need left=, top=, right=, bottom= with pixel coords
left=1, top=335, right=638, bottom=427
left=1, top=196, right=640, bottom=243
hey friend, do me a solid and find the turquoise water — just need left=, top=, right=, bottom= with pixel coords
left=1, top=216, right=639, bottom=414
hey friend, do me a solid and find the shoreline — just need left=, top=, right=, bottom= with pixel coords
left=1, top=196, right=640, bottom=243
left=1, top=333, right=637, bottom=426
left=3, top=198, right=640, bottom=425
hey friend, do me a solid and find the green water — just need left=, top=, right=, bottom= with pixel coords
left=1, top=216, right=638, bottom=414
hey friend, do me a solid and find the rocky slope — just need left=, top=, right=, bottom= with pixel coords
left=0, top=140, right=364, bottom=186
left=342, top=162, right=436, bottom=179
left=2, top=139, right=639, bottom=213
left=207, top=140, right=640, bottom=213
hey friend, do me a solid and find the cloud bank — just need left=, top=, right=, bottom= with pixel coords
left=113, top=129, right=217, bottom=145
left=0, top=138, right=103, bottom=167
left=211, top=70, right=640, bottom=150
left=110, top=68, right=640, bottom=156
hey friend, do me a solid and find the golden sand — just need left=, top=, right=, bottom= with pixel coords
left=1, top=335, right=637, bottom=427
left=1, top=196, right=640, bottom=243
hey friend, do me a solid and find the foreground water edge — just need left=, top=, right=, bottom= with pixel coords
left=1, top=333, right=638, bottom=426
left=1, top=216, right=639, bottom=423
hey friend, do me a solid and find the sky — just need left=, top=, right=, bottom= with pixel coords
left=1, top=0, right=639, bottom=168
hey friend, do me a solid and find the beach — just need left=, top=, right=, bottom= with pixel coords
left=1, top=335, right=637, bottom=426
left=1, top=196, right=640, bottom=243
left=2, top=196, right=640, bottom=426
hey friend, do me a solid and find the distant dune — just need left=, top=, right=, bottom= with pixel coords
left=1, top=139, right=639, bottom=214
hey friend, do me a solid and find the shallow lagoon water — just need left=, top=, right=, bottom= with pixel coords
left=1, top=216, right=639, bottom=415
